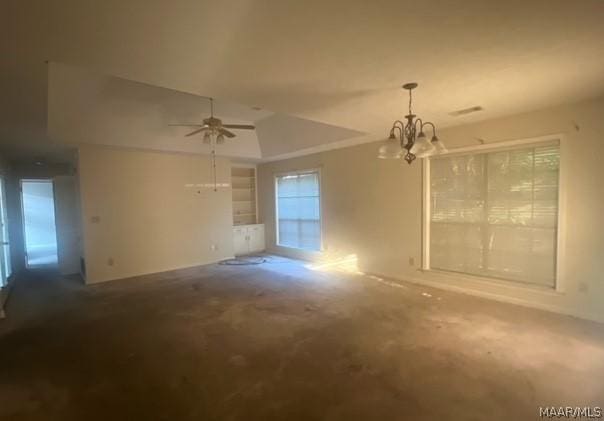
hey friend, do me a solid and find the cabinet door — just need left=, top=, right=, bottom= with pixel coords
left=248, top=225, right=265, bottom=253
left=233, top=227, right=249, bottom=256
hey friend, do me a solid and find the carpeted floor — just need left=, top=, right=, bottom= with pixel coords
left=0, top=256, right=603, bottom=420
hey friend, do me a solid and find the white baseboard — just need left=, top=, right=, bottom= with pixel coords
left=84, top=256, right=235, bottom=285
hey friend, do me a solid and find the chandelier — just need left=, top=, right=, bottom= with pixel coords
left=378, top=83, right=447, bottom=163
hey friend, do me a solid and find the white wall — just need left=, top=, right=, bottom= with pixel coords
left=54, top=175, right=82, bottom=275
left=78, top=145, right=234, bottom=284
left=258, top=96, right=604, bottom=322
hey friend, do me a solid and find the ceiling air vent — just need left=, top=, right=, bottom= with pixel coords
left=449, top=106, right=483, bottom=117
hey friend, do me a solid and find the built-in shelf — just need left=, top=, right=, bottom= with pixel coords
left=232, top=166, right=257, bottom=226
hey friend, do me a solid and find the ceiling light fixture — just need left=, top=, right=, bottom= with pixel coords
left=170, top=97, right=256, bottom=192
left=378, top=83, right=447, bottom=164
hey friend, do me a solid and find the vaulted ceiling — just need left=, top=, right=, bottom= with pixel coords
left=47, top=63, right=363, bottom=161
left=2, top=0, right=604, bottom=163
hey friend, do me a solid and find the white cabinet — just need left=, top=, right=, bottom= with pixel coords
left=233, top=227, right=248, bottom=256
left=233, top=224, right=265, bottom=256
left=248, top=224, right=265, bottom=253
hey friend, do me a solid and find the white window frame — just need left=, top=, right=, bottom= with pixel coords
left=422, top=134, right=567, bottom=292
left=274, top=168, right=324, bottom=252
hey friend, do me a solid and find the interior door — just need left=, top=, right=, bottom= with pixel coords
left=54, top=176, right=81, bottom=275
left=233, top=227, right=249, bottom=256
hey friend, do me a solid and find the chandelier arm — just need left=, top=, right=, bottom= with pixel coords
left=391, top=121, right=406, bottom=141
left=390, top=124, right=403, bottom=139
left=421, top=121, right=437, bottom=136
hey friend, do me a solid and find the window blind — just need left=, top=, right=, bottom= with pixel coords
left=429, top=144, right=559, bottom=286
left=276, top=171, right=321, bottom=251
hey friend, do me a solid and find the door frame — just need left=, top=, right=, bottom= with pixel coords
left=0, top=176, right=11, bottom=285
left=20, top=178, right=59, bottom=269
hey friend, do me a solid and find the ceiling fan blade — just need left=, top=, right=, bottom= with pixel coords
left=185, top=127, right=209, bottom=137
left=222, top=124, right=255, bottom=130
left=169, top=124, right=204, bottom=127
left=218, top=128, right=236, bottom=138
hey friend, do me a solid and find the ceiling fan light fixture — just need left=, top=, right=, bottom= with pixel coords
left=169, top=97, right=256, bottom=193
left=170, top=97, right=255, bottom=144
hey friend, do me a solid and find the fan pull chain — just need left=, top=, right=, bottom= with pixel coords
left=212, top=143, right=217, bottom=192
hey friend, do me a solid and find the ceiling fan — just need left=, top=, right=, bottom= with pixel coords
left=169, top=97, right=255, bottom=144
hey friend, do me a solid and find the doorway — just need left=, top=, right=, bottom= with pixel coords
left=0, top=177, right=11, bottom=285
left=21, top=180, right=58, bottom=268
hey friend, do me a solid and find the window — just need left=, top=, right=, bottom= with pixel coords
left=428, top=142, right=559, bottom=287
left=276, top=170, right=321, bottom=251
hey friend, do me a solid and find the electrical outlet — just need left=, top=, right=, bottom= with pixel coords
left=409, top=257, right=415, bottom=266
left=210, top=244, right=218, bottom=251
left=107, top=257, right=114, bottom=266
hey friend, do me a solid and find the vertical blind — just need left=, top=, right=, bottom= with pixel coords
left=276, top=171, right=321, bottom=251
left=430, top=143, right=559, bottom=286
